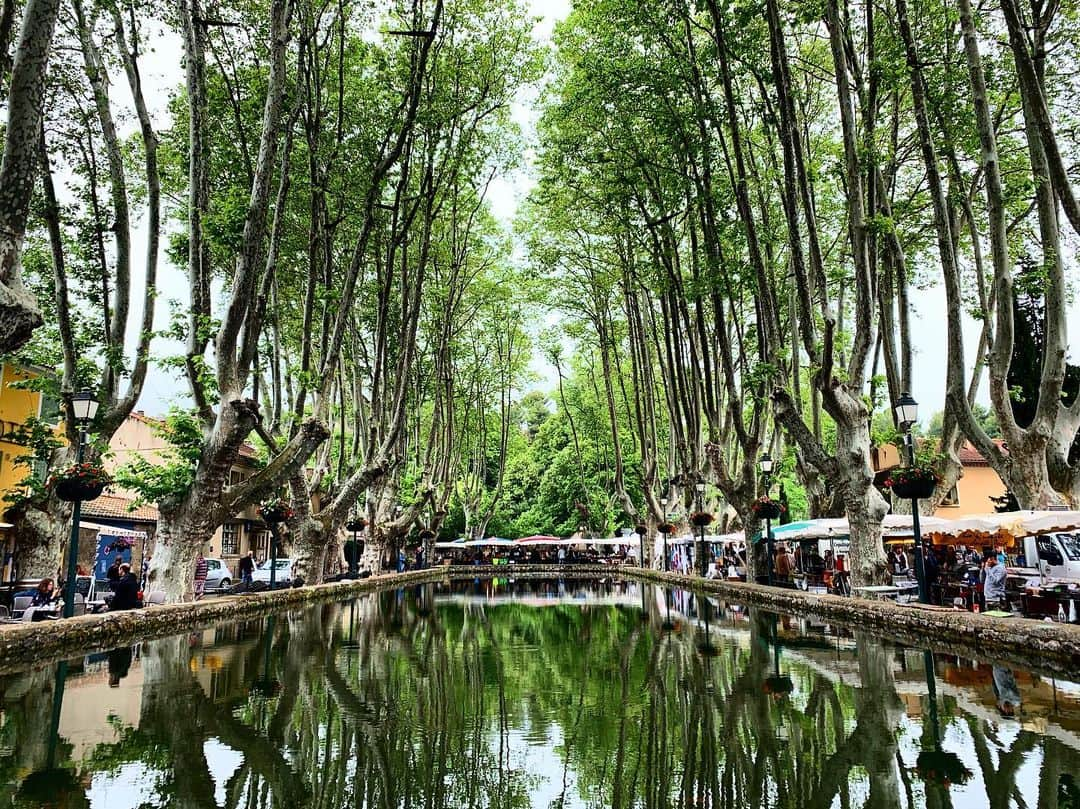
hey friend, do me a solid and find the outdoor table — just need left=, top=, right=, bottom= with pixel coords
left=853, top=585, right=901, bottom=601
left=934, top=581, right=978, bottom=610
left=1021, top=588, right=1080, bottom=623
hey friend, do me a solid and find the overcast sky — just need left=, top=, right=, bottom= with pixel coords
left=108, top=0, right=1075, bottom=425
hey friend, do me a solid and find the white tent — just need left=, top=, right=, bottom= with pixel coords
left=928, top=510, right=1080, bottom=539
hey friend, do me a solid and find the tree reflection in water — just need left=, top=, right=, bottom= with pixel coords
left=1, top=581, right=1079, bottom=808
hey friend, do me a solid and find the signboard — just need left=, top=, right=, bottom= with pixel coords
left=94, top=534, right=133, bottom=582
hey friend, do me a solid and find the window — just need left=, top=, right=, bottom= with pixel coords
left=39, top=391, right=61, bottom=424
left=221, top=523, right=239, bottom=556
left=1057, top=533, right=1080, bottom=561
left=207, top=560, right=220, bottom=571
left=1037, top=536, right=1063, bottom=566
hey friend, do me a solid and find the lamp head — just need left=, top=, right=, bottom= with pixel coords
left=695, top=481, right=706, bottom=493
left=759, top=453, right=774, bottom=474
left=660, top=496, right=668, bottom=508
left=70, top=388, right=100, bottom=423
left=894, top=392, right=919, bottom=430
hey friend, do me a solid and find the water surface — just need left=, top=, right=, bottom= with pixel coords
left=2, top=578, right=1079, bottom=808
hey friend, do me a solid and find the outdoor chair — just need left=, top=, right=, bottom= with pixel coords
left=0, top=605, right=16, bottom=624
left=71, top=593, right=86, bottom=617
left=10, top=595, right=32, bottom=620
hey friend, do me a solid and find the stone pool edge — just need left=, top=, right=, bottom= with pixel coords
left=622, top=567, right=1080, bottom=678
left=0, top=565, right=609, bottom=673
left=2, top=564, right=1079, bottom=678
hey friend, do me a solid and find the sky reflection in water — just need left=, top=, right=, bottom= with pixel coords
left=2, top=578, right=1079, bottom=808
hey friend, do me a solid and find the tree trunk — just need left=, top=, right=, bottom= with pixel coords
left=835, top=410, right=889, bottom=586
left=0, top=0, right=60, bottom=351
left=291, top=517, right=330, bottom=584
left=7, top=499, right=67, bottom=580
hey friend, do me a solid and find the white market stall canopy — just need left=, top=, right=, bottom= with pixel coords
left=434, top=536, right=640, bottom=549
left=757, top=511, right=1080, bottom=543
left=79, top=522, right=148, bottom=539
left=434, top=513, right=1080, bottom=551
left=667, top=533, right=746, bottom=546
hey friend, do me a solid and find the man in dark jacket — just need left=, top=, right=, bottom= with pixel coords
left=110, top=563, right=140, bottom=611
left=239, top=551, right=255, bottom=585
left=106, top=556, right=123, bottom=591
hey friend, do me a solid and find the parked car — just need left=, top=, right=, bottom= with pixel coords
left=204, top=558, right=233, bottom=591
left=252, top=558, right=296, bottom=584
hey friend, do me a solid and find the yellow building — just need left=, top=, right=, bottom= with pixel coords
left=0, top=363, right=57, bottom=492
left=0, top=362, right=60, bottom=580
left=872, top=439, right=1009, bottom=518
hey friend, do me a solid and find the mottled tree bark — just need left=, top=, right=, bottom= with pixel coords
left=0, top=0, right=61, bottom=351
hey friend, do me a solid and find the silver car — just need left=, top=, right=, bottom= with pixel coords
left=203, top=558, right=233, bottom=591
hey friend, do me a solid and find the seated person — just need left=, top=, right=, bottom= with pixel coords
left=30, top=577, right=59, bottom=607
left=888, top=547, right=909, bottom=574
left=21, top=578, right=62, bottom=621
left=109, top=563, right=141, bottom=611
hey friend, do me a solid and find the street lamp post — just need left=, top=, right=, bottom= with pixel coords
left=660, top=496, right=669, bottom=572
left=695, top=481, right=707, bottom=576
left=350, top=520, right=360, bottom=577
left=894, top=392, right=929, bottom=604
left=759, top=453, right=775, bottom=587
left=63, top=389, right=100, bottom=618
left=268, top=524, right=280, bottom=590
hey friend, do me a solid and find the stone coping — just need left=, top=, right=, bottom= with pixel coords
left=1, top=564, right=1078, bottom=679
left=0, top=565, right=607, bottom=674
left=620, top=567, right=1080, bottom=680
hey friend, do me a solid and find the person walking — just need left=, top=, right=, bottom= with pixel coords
left=983, top=555, right=1009, bottom=612
left=239, top=551, right=255, bottom=585
left=193, top=551, right=209, bottom=600
left=774, top=545, right=795, bottom=583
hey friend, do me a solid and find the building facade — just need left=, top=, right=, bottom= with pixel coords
left=872, top=439, right=1009, bottom=518
left=0, top=363, right=60, bottom=581
left=98, top=412, right=272, bottom=573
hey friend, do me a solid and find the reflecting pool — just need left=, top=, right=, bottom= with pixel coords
left=2, top=578, right=1079, bottom=808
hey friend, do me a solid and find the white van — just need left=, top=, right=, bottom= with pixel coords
left=1023, top=533, right=1080, bottom=581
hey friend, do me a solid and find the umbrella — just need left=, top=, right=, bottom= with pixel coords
left=516, top=535, right=563, bottom=544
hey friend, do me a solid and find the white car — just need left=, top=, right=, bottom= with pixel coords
left=204, top=558, right=233, bottom=591
left=252, top=558, right=296, bottom=584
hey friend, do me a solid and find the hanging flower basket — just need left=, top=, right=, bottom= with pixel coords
left=884, top=466, right=939, bottom=499
left=50, top=463, right=110, bottom=502
left=752, top=497, right=784, bottom=520
left=250, top=677, right=282, bottom=698
left=763, top=674, right=794, bottom=695
left=418, top=529, right=436, bottom=541
left=658, top=522, right=676, bottom=535
left=634, top=524, right=647, bottom=536
left=690, top=511, right=714, bottom=528
left=885, top=466, right=939, bottom=500
left=259, top=496, right=294, bottom=525
left=914, top=749, right=972, bottom=787
left=695, top=639, right=719, bottom=657
left=345, top=518, right=367, bottom=533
